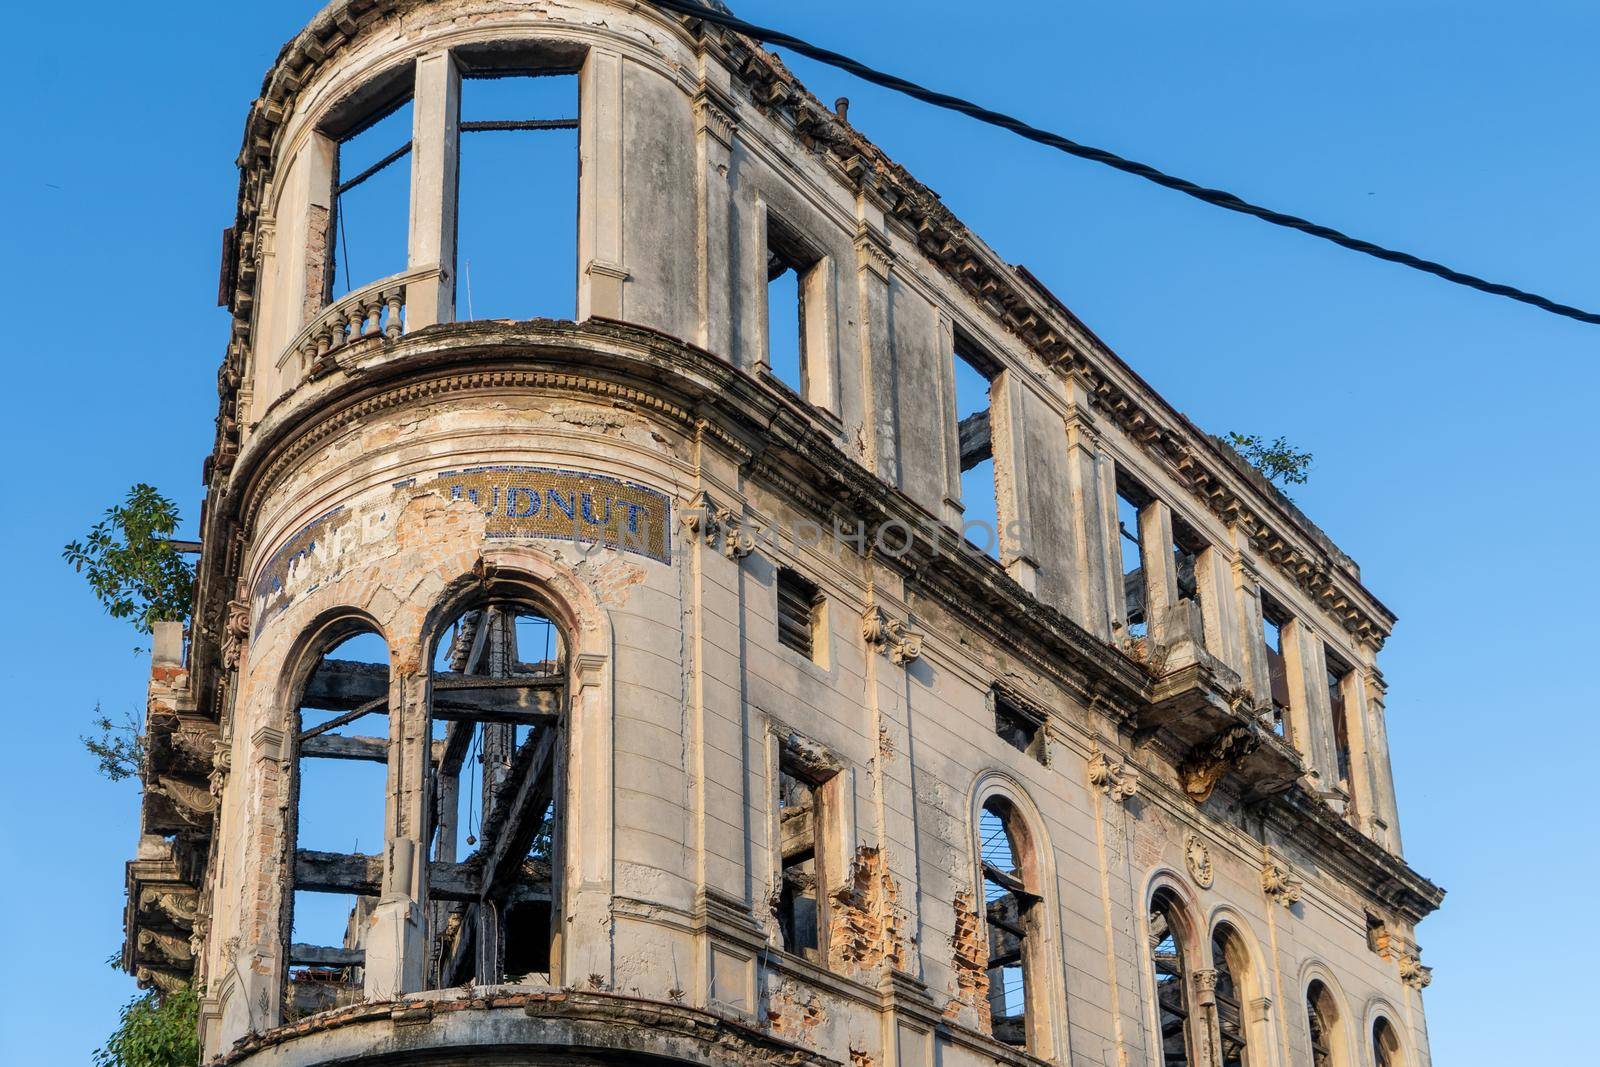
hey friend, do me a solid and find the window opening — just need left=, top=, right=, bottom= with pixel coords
left=1259, top=593, right=1292, bottom=737
left=286, top=629, right=390, bottom=1019
left=456, top=73, right=578, bottom=320
left=1149, top=891, right=1193, bottom=1067
left=1306, top=981, right=1338, bottom=1067
left=1212, top=926, right=1249, bottom=1067
left=776, top=766, right=826, bottom=963
left=765, top=214, right=821, bottom=397
left=953, top=333, right=1000, bottom=559
left=332, top=100, right=414, bottom=299
left=1325, top=651, right=1354, bottom=796
left=1117, top=478, right=1151, bottom=640
left=426, top=603, right=564, bottom=988
left=980, top=800, right=1037, bottom=1046
left=776, top=568, right=823, bottom=662
left=1373, top=1017, right=1402, bottom=1067
left=1172, top=518, right=1206, bottom=647
left=992, top=689, right=1044, bottom=763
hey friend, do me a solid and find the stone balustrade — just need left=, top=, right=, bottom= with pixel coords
left=280, top=266, right=441, bottom=384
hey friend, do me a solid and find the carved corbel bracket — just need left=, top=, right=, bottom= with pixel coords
left=1191, top=967, right=1218, bottom=1007
left=1178, top=724, right=1261, bottom=804
left=1398, top=953, right=1433, bottom=990
left=1086, top=742, right=1139, bottom=802
left=220, top=583, right=251, bottom=670
left=861, top=605, right=923, bottom=665
left=1260, top=852, right=1303, bottom=907
left=155, top=776, right=219, bottom=827
left=681, top=491, right=757, bottom=559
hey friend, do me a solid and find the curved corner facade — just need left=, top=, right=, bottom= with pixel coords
left=122, top=3, right=1442, bottom=1067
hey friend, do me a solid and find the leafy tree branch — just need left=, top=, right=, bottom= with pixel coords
left=64, top=483, right=194, bottom=636
left=1224, top=432, right=1313, bottom=493
left=93, top=982, right=199, bottom=1067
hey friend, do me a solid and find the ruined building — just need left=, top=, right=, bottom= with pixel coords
left=122, top=2, right=1443, bottom=1065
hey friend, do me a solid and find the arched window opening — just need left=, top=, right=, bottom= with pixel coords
left=1373, top=1017, right=1403, bottom=1067
left=331, top=99, right=414, bottom=299
left=456, top=72, right=578, bottom=320
left=285, top=628, right=391, bottom=1020
left=1307, top=980, right=1339, bottom=1067
left=1149, top=890, right=1194, bottom=1067
left=426, top=603, right=565, bottom=988
left=979, top=798, right=1040, bottom=1047
left=1211, top=925, right=1250, bottom=1067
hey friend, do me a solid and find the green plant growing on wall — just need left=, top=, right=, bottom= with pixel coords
left=1225, top=432, right=1314, bottom=492
left=64, top=483, right=195, bottom=635
left=92, top=981, right=200, bottom=1067
left=65, top=485, right=194, bottom=784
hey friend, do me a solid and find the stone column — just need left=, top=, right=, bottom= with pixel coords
left=1362, top=668, right=1403, bottom=854
left=1233, top=562, right=1273, bottom=707
left=364, top=655, right=428, bottom=999
left=1196, top=546, right=1239, bottom=672
left=854, top=203, right=899, bottom=485
left=989, top=371, right=1039, bottom=593
left=1281, top=619, right=1335, bottom=789
left=1062, top=372, right=1112, bottom=639
left=579, top=49, right=626, bottom=320
left=1338, top=667, right=1380, bottom=832
left=406, top=50, right=459, bottom=328
left=1138, top=498, right=1179, bottom=647
left=693, top=74, right=738, bottom=358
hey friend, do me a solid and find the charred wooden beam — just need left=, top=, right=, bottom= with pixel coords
left=480, top=727, right=559, bottom=899
left=296, top=849, right=477, bottom=898
left=289, top=944, right=364, bottom=967
left=958, top=409, right=992, bottom=472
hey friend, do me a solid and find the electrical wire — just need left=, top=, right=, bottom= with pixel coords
left=652, top=0, right=1600, bottom=327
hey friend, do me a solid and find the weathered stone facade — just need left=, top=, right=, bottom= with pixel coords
left=122, top=2, right=1442, bottom=1066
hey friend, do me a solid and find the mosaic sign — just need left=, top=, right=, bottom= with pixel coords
left=429, top=465, right=672, bottom=563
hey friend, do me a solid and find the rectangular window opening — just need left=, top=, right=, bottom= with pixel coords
left=1326, top=649, right=1354, bottom=796
left=1116, top=476, right=1152, bottom=641
left=1172, top=518, right=1207, bottom=650
left=776, top=765, right=826, bottom=963
left=331, top=99, right=414, bottom=300
left=765, top=214, right=821, bottom=398
left=456, top=73, right=578, bottom=321
left=953, top=332, right=1000, bottom=559
left=1260, top=593, right=1292, bottom=737
left=776, top=568, right=823, bottom=663
left=992, top=689, right=1044, bottom=763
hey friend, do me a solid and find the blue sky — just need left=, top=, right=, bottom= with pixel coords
left=1, top=1, right=1594, bottom=1062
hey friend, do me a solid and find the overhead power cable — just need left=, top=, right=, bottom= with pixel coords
left=653, top=0, right=1600, bottom=327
